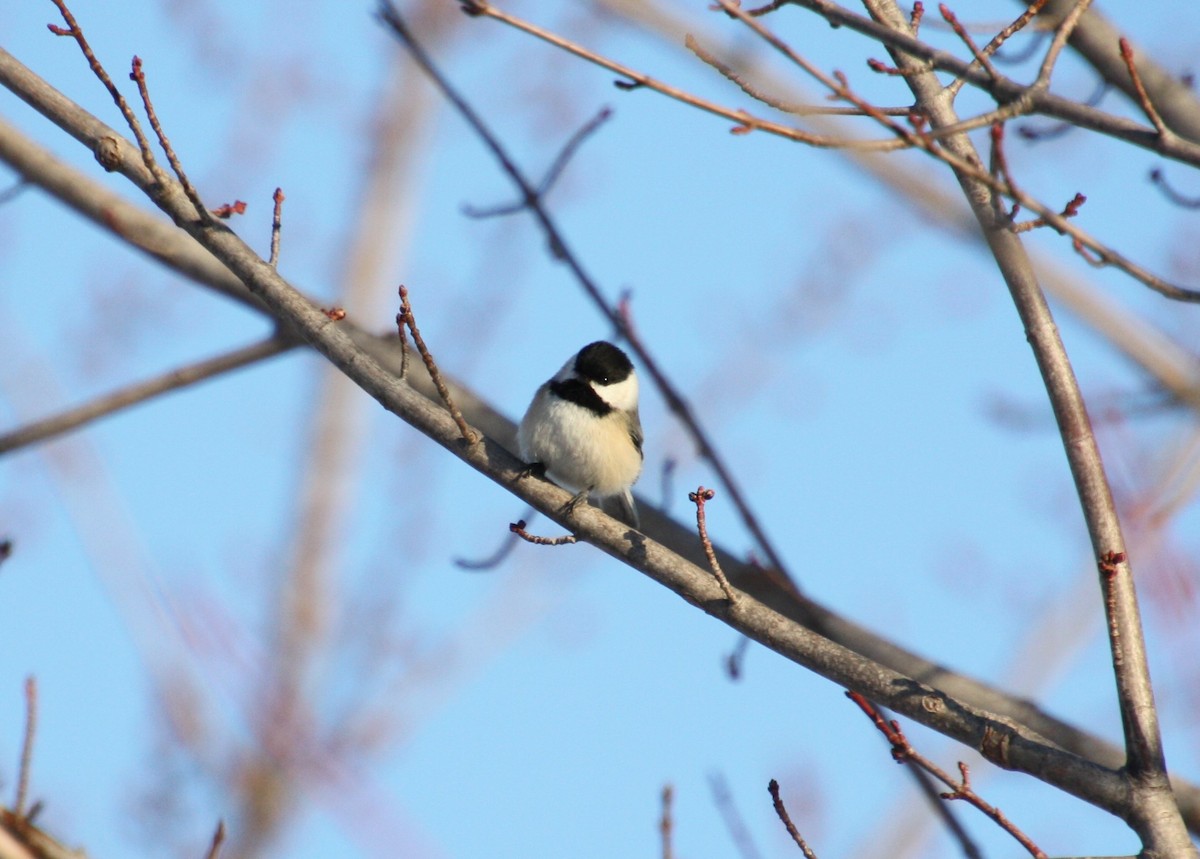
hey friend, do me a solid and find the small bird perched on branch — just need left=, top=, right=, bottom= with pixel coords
left=518, top=341, right=643, bottom=527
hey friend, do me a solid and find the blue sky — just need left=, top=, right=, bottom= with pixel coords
left=3, top=1, right=1200, bottom=856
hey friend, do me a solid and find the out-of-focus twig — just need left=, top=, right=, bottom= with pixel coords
left=203, top=820, right=226, bottom=859
left=0, top=335, right=296, bottom=454
left=1118, top=38, right=1169, bottom=139
left=660, top=784, right=674, bottom=859
left=15, top=677, right=37, bottom=819
left=708, top=772, right=764, bottom=859
left=464, top=106, right=614, bottom=218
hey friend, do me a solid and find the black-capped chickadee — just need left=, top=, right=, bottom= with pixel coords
left=518, top=341, right=643, bottom=527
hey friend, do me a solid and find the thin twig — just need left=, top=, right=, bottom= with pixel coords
left=539, top=106, right=612, bottom=196
left=708, top=772, right=764, bottom=859
left=396, top=284, right=478, bottom=445
left=988, top=122, right=1020, bottom=221
left=778, top=0, right=1200, bottom=164
left=509, top=519, right=577, bottom=546
left=993, top=28, right=1047, bottom=64
left=455, top=507, right=533, bottom=569
left=0, top=178, right=27, bottom=204
left=619, top=297, right=793, bottom=586
left=712, top=1, right=933, bottom=150
left=689, top=487, right=738, bottom=603
left=444, top=3, right=905, bottom=150
left=1017, top=76, right=1110, bottom=140
left=1016, top=115, right=1074, bottom=140
left=940, top=4, right=998, bottom=98
left=726, top=634, right=750, bottom=680
left=392, top=307, right=411, bottom=380
left=1149, top=168, right=1200, bottom=209
left=745, top=0, right=788, bottom=15
left=944, top=0, right=1051, bottom=99
left=660, top=784, right=674, bottom=859
left=0, top=335, right=296, bottom=454
left=1013, top=191, right=1085, bottom=234
left=269, top=187, right=285, bottom=267
left=204, top=820, right=226, bottom=859
left=128, top=55, right=206, bottom=218
left=464, top=106, right=616, bottom=217
left=1119, top=38, right=1169, bottom=138
left=977, top=0, right=1050, bottom=63
left=768, top=779, right=819, bottom=859
left=906, top=765, right=985, bottom=859
left=910, top=1, right=925, bottom=35
left=1032, top=0, right=1093, bottom=89
left=846, top=692, right=1048, bottom=858
left=686, top=35, right=911, bottom=117
left=15, top=676, right=38, bottom=818
left=47, top=0, right=160, bottom=172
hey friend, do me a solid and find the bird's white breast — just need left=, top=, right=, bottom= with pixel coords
left=518, top=390, right=642, bottom=498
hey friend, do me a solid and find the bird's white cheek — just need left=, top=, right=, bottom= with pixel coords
left=598, top=374, right=639, bottom=412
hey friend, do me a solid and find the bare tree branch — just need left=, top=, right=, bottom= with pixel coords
left=846, top=0, right=1192, bottom=852
left=0, top=336, right=295, bottom=454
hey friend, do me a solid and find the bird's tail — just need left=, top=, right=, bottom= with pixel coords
left=603, top=488, right=640, bottom=529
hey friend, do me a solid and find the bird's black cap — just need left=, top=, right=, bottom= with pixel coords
left=574, top=341, right=634, bottom=386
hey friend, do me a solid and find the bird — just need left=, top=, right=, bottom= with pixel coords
left=517, top=341, right=643, bottom=527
